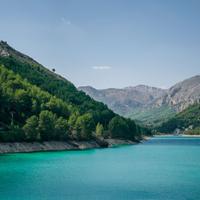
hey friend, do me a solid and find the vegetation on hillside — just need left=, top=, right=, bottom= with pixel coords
left=0, top=63, right=145, bottom=142
left=157, top=103, right=200, bottom=134
left=127, top=105, right=176, bottom=127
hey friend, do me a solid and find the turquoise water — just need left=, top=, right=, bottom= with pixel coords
left=0, top=136, right=200, bottom=200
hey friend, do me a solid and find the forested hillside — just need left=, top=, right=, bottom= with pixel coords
left=0, top=41, right=147, bottom=142
left=157, top=103, right=200, bottom=134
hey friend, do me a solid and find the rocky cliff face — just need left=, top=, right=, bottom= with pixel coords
left=0, top=40, right=46, bottom=67
left=0, top=41, right=10, bottom=57
left=154, top=75, right=200, bottom=112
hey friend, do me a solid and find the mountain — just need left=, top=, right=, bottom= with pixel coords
left=79, top=76, right=200, bottom=126
left=154, top=75, right=200, bottom=112
left=158, top=103, right=200, bottom=134
left=0, top=41, right=144, bottom=142
left=78, top=85, right=166, bottom=116
left=78, top=85, right=173, bottom=125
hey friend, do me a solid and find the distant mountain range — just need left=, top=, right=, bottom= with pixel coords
left=79, top=75, right=200, bottom=126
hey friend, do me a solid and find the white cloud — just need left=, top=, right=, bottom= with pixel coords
left=92, top=65, right=112, bottom=70
left=61, top=17, right=71, bottom=25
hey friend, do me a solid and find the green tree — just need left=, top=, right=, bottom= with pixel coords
left=23, top=115, right=40, bottom=141
left=54, top=117, right=69, bottom=140
left=38, top=110, right=57, bottom=140
left=14, top=89, right=32, bottom=119
left=68, top=111, right=80, bottom=128
left=75, top=113, right=95, bottom=140
left=45, top=97, right=70, bottom=118
left=95, top=122, right=104, bottom=137
left=108, top=116, right=129, bottom=139
left=126, top=118, right=138, bottom=139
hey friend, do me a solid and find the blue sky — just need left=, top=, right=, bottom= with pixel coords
left=0, top=0, right=200, bottom=89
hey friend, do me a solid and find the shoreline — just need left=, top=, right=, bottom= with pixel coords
left=154, top=134, right=200, bottom=137
left=181, top=134, right=200, bottom=137
left=0, top=139, right=138, bottom=154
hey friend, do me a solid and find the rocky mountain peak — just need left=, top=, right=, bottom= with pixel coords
left=153, top=75, right=200, bottom=112
left=0, top=41, right=41, bottom=67
left=0, top=40, right=10, bottom=57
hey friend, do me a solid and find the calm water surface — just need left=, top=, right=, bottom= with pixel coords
left=0, top=136, right=200, bottom=200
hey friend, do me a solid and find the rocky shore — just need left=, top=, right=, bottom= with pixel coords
left=0, top=139, right=137, bottom=154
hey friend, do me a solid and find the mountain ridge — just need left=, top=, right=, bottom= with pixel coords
left=79, top=75, right=200, bottom=126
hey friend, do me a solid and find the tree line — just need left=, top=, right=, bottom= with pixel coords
left=0, top=65, right=146, bottom=142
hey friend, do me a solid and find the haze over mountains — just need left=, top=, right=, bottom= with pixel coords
left=79, top=75, right=200, bottom=126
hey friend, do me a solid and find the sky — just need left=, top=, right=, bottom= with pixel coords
left=0, top=0, right=200, bottom=89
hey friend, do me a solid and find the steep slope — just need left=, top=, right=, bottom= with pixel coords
left=0, top=65, right=71, bottom=141
left=158, top=103, right=200, bottom=134
left=0, top=41, right=145, bottom=142
left=154, top=75, right=200, bottom=112
left=0, top=41, right=112, bottom=116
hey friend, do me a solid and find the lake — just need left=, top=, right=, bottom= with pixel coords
left=0, top=136, right=200, bottom=200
